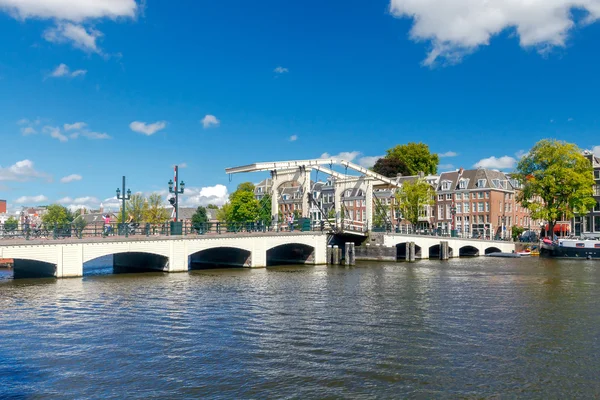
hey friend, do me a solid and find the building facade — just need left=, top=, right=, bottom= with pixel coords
left=573, top=151, right=600, bottom=235
left=434, top=168, right=534, bottom=239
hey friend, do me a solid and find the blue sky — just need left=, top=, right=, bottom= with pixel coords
left=1, top=0, right=600, bottom=212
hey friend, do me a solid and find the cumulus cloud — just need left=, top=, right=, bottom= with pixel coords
left=180, top=185, right=229, bottom=208
left=274, top=66, right=289, bottom=74
left=130, top=121, right=167, bottom=136
left=43, top=126, right=68, bottom=142
left=358, top=155, right=384, bottom=168
left=515, top=149, right=529, bottom=159
left=0, top=160, right=49, bottom=182
left=389, top=0, right=600, bottom=66
left=57, top=195, right=102, bottom=211
left=439, top=151, right=458, bottom=158
left=289, top=135, right=298, bottom=142
left=21, top=126, right=36, bottom=135
left=0, top=0, right=138, bottom=55
left=15, top=194, right=48, bottom=204
left=64, top=122, right=87, bottom=131
left=201, top=115, right=220, bottom=129
left=49, top=63, right=86, bottom=78
left=60, top=174, right=82, bottom=183
left=474, top=156, right=517, bottom=170
left=43, top=22, right=103, bottom=53
left=20, top=119, right=110, bottom=141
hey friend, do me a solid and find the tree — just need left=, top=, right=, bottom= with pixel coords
left=372, top=157, right=410, bottom=178
left=236, top=182, right=255, bottom=193
left=512, top=225, right=526, bottom=241
left=207, top=204, right=219, bottom=209
left=258, top=194, right=272, bottom=224
left=191, top=206, right=208, bottom=232
left=515, top=139, right=596, bottom=236
left=4, top=216, right=18, bottom=231
left=216, top=203, right=232, bottom=222
left=42, top=204, right=71, bottom=227
left=117, top=194, right=148, bottom=223
left=144, top=194, right=169, bottom=225
left=384, top=142, right=439, bottom=176
left=229, top=191, right=259, bottom=222
left=394, top=179, right=435, bottom=229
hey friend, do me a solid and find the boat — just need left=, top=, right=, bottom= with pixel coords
left=486, top=252, right=521, bottom=258
left=517, top=251, right=531, bottom=256
left=540, top=237, right=600, bottom=259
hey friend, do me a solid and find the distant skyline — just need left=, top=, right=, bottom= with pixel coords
left=1, top=0, right=600, bottom=213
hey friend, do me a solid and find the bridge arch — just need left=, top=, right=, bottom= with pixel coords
left=428, top=244, right=454, bottom=259
left=267, top=243, right=315, bottom=266
left=395, top=243, right=422, bottom=260
left=189, top=247, right=252, bottom=269
left=12, top=258, right=57, bottom=279
left=459, top=246, right=480, bottom=257
left=485, top=247, right=502, bottom=255
left=82, top=245, right=169, bottom=264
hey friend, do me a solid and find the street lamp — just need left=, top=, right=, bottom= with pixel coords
left=168, top=165, right=185, bottom=222
left=450, top=204, right=456, bottom=237
left=116, top=176, right=131, bottom=237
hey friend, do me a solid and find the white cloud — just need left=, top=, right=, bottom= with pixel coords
left=289, top=135, right=298, bottom=142
left=439, top=151, right=458, bottom=158
left=57, top=195, right=102, bottom=211
left=49, top=63, right=87, bottom=78
left=21, top=126, right=36, bottom=135
left=274, top=66, right=289, bottom=74
left=592, top=146, right=600, bottom=157
left=439, top=163, right=455, bottom=170
left=60, top=174, right=82, bottom=183
left=15, top=195, right=48, bottom=204
left=43, top=126, right=68, bottom=142
left=474, top=156, right=517, bottom=170
left=64, top=122, right=87, bottom=131
left=175, top=163, right=188, bottom=169
left=515, top=149, right=529, bottom=159
left=389, top=0, right=600, bottom=66
left=319, top=151, right=362, bottom=163
left=0, top=0, right=138, bottom=21
left=201, top=115, right=220, bottom=129
left=0, top=160, right=49, bottom=182
left=358, top=155, right=384, bottom=168
left=130, top=121, right=167, bottom=136
left=43, top=23, right=103, bottom=53
left=81, top=131, right=111, bottom=140
left=180, top=185, right=229, bottom=208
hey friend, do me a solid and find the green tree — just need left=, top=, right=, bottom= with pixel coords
left=512, top=226, right=526, bottom=241
left=258, top=194, right=272, bottom=224
left=117, top=194, right=148, bottom=223
left=216, top=203, right=232, bottom=222
left=42, top=204, right=71, bottom=227
left=394, top=179, right=435, bottom=229
left=236, top=182, right=255, bottom=193
left=372, top=157, right=410, bottom=178
left=144, top=194, right=169, bottom=225
left=4, top=216, right=18, bottom=231
left=207, top=204, right=219, bottom=209
left=229, top=191, right=259, bottom=222
left=384, top=142, right=439, bottom=176
left=191, top=206, right=208, bottom=232
left=515, top=139, right=596, bottom=235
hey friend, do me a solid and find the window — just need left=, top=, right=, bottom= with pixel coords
left=595, top=202, right=600, bottom=212
left=485, top=202, right=489, bottom=212
left=438, top=205, right=444, bottom=219
left=472, top=203, right=476, bottom=212
left=478, top=192, right=484, bottom=199
left=478, top=179, right=486, bottom=187
left=446, top=194, right=452, bottom=200
left=441, top=181, right=451, bottom=191
left=486, top=215, right=490, bottom=223
left=438, top=194, right=444, bottom=201
left=594, top=185, right=600, bottom=196
left=459, top=179, right=467, bottom=189
left=485, top=192, right=489, bottom=199
left=595, top=170, right=600, bottom=180
left=596, top=216, right=600, bottom=232
left=456, top=193, right=462, bottom=200
left=478, top=215, right=485, bottom=223
left=464, top=202, right=469, bottom=212
left=472, top=193, right=477, bottom=199
left=446, top=204, right=451, bottom=220
left=492, top=179, right=500, bottom=188
left=478, top=202, right=484, bottom=212
left=257, top=187, right=263, bottom=193
left=283, top=194, right=289, bottom=200
left=456, top=204, right=462, bottom=214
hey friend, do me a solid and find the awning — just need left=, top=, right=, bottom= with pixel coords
left=544, top=223, right=571, bottom=233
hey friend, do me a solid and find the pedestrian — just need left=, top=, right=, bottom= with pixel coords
left=103, top=214, right=112, bottom=236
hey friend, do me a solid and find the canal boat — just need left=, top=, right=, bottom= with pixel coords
left=540, top=237, right=600, bottom=259
left=486, top=252, right=521, bottom=258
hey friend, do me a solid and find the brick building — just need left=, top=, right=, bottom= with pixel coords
left=0, top=200, right=6, bottom=214
left=434, top=168, right=534, bottom=239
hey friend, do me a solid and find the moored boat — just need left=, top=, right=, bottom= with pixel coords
left=540, top=238, right=600, bottom=259
left=486, top=252, right=521, bottom=258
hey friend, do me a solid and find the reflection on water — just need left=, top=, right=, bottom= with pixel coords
left=1, top=257, right=600, bottom=398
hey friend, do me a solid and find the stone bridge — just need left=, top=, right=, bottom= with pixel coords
left=0, top=232, right=328, bottom=279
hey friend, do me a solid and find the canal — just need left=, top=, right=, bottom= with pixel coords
left=1, top=257, right=599, bottom=398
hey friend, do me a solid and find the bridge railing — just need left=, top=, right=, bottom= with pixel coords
left=370, top=224, right=514, bottom=241
left=0, top=220, right=322, bottom=241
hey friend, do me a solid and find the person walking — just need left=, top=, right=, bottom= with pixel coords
left=103, top=214, right=112, bottom=236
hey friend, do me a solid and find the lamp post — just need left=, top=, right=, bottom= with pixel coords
left=116, top=176, right=131, bottom=237
left=450, top=203, right=456, bottom=237
left=168, top=165, right=185, bottom=222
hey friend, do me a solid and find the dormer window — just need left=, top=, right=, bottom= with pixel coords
left=458, top=179, right=467, bottom=189
left=283, top=194, right=289, bottom=200
left=257, top=187, right=262, bottom=193
left=441, top=180, right=451, bottom=191
left=477, top=179, right=486, bottom=188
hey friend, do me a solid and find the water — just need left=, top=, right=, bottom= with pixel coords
left=1, top=257, right=599, bottom=398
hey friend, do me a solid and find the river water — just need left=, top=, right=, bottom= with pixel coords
left=0, top=257, right=599, bottom=399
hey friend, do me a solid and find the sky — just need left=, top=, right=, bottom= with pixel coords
left=1, top=0, right=600, bottom=213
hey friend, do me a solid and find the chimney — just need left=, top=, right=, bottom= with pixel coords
left=99, top=203, right=104, bottom=214
left=458, top=167, right=464, bottom=176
